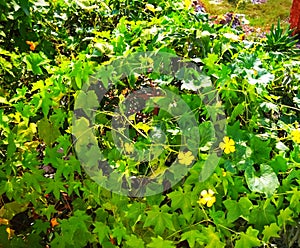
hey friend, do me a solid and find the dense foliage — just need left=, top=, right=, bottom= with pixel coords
left=0, top=0, right=300, bottom=247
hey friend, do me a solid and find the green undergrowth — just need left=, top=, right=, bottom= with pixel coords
left=0, top=0, right=300, bottom=247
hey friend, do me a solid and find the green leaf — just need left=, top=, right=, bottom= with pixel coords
left=57, top=210, right=92, bottom=247
left=44, top=179, right=65, bottom=200
left=245, top=164, right=279, bottom=197
left=167, top=190, right=192, bottom=221
left=144, top=205, right=175, bottom=235
left=125, top=234, right=145, bottom=248
left=262, top=223, right=281, bottom=242
left=112, top=224, right=127, bottom=245
left=249, top=202, right=276, bottom=230
left=226, top=121, right=247, bottom=141
left=250, top=136, right=271, bottom=163
left=203, top=226, right=225, bottom=248
left=33, top=219, right=50, bottom=235
left=180, top=230, right=205, bottom=247
left=198, top=121, right=213, bottom=148
left=147, top=236, right=175, bottom=248
left=41, top=205, right=56, bottom=220
left=199, top=153, right=219, bottom=182
left=289, top=187, right=300, bottom=214
left=235, top=227, right=261, bottom=248
left=278, top=207, right=294, bottom=231
left=229, top=103, right=244, bottom=123
left=93, top=222, right=110, bottom=244
left=223, top=197, right=253, bottom=223
left=270, top=156, right=287, bottom=174
left=23, top=52, right=49, bottom=75
left=37, top=118, right=60, bottom=146
left=7, top=132, right=16, bottom=158
left=41, top=91, right=53, bottom=117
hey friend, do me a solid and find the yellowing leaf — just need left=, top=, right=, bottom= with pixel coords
left=0, top=218, right=9, bottom=225
left=135, top=122, right=152, bottom=133
left=37, top=118, right=61, bottom=146
left=128, top=114, right=135, bottom=121
left=31, top=80, right=45, bottom=92
left=6, top=227, right=14, bottom=239
left=0, top=96, right=9, bottom=105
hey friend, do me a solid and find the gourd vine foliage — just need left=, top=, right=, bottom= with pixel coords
left=0, top=0, right=300, bottom=247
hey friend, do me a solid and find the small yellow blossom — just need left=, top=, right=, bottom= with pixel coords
left=124, top=143, right=134, bottom=154
left=291, top=129, right=300, bottom=143
left=197, top=189, right=216, bottom=207
left=219, top=136, right=235, bottom=154
left=178, top=151, right=195, bottom=165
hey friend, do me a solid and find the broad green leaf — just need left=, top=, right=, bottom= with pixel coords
left=278, top=207, right=294, bottom=231
left=112, top=224, right=127, bottom=245
left=180, top=230, right=205, bottom=247
left=33, top=219, right=50, bottom=235
left=199, top=153, right=219, bottom=182
left=203, top=226, right=225, bottom=248
left=235, top=227, right=261, bottom=248
left=202, top=53, right=219, bottom=70
left=289, top=187, right=300, bottom=214
left=7, top=133, right=16, bottom=158
left=144, top=206, right=175, bottom=235
left=198, top=121, right=213, bottom=148
left=93, top=222, right=110, bottom=244
left=41, top=205, right=56, bottom=220
left=167, top=190, right=192, bottom=221
left=262, top=223, right=281, bottom=242
left=229, top=103, right=244, bottom=123
left=245, top=164, right=279, bottom=197
left=125, top=234, right=145, bottom=248
left=44, top=179, right=66, bottom=200
left=270, top=156, right=288, bottom=174
left=23, top=52, right=49, bottom=75
left=250, top=136, right=271, bottom=163
left=223, top=197, right=252, bottom=223
left=226, top=121, right=247, bottom=141
left=147, top=236, right=175, bottom=248
left=249, top=203, right=276, bottom=230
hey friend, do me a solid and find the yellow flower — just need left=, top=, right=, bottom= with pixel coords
left=291, top=129, right=300, bottom=143
left=197, top=189, right=216, bottom=207
left=219, top=136, right=235, bottom=154
left=178, top=151, right=195, bottom=165
left=124, top=143, right=134, bottom=154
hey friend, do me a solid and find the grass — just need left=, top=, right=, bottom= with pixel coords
left=201, top=0, right=293, bottom=31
